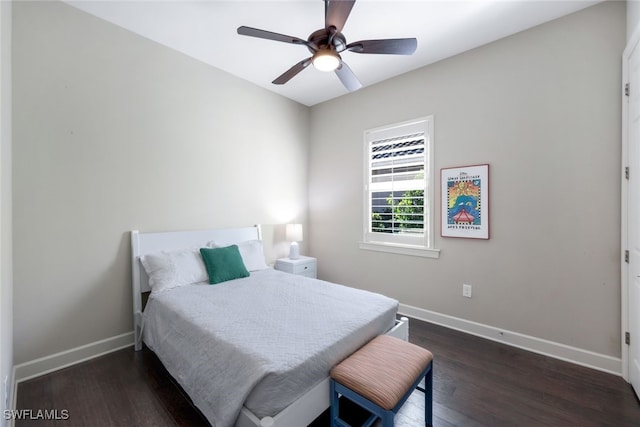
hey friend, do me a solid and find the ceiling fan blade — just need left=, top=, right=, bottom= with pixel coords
left=273, top=57, right=313, bottom=85
left=335, top=61, right=362, bottom=92
left=347, top=38, right=417, bottom=55
left=325, top=0, right=356, bottom=32
left=237, top=26, right=307, bottom=46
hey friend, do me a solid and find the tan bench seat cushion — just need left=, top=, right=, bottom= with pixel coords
left=330, top=335, right=433, bottom=411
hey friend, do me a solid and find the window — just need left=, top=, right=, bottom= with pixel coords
left=360, top=117, right=439, bottom=258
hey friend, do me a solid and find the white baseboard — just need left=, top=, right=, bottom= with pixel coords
left=13, top=332, right=134, bottom=384
left=399, top=303, right=622, bottom=376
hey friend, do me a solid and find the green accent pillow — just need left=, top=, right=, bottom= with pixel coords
left=199, top=245, right=250, bottom=284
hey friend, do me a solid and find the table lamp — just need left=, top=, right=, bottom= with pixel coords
left=286, top=223, right=303, bottom=260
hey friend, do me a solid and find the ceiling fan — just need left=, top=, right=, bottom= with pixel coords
left=237, top=0, right=417, bottom=92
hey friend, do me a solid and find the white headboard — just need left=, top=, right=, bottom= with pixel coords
left=130, top=225, right=261, bottom=350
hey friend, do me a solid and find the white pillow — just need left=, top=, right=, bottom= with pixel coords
left=208, top=240, right=269, bottom=271
left=140, top=248, right=208, bottom=294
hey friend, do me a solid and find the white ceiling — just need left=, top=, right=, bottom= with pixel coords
left=66, top=0, right=603, bottom=106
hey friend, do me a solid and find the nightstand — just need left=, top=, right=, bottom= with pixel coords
left=274, top=256, right=317, bottom=279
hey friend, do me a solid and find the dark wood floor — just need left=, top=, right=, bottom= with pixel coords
left=15, top=318, right=640, bottom=426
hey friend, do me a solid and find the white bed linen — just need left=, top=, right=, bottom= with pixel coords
left=142, top=268, right=398, bottom=427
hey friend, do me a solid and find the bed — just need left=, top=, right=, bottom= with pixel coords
left=131, top=225, right=408, bottom=427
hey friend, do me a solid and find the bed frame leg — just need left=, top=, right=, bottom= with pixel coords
left=133, top=311, right=143, bottom=351
left=400, top=316, right=409, bottom=341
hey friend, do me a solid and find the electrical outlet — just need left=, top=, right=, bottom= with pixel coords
left=463, top=284, right=472, bottom=298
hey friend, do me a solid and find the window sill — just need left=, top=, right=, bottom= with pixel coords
left=359, top=242, right=440, bottom=258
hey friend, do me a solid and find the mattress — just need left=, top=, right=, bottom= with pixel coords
left=142, top=268, right=398, bottom=427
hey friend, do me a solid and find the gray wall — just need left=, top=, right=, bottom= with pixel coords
left=1, top=0, right=12, bottom=421
left=629, top=0, right=640, bottom=40
left=308, top=1, right=625, bottom=357
left=12, top=1, right=309, bottom=364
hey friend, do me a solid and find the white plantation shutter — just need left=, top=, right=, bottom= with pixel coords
left=363, top=117, right=434, bottom=251
left=370, top=132, right=425, bottom=233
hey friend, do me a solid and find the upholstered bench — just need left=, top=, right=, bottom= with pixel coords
left=329, top=334, right=433, bottom=427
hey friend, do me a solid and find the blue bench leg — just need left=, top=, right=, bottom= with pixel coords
left=425, top=362, right=433, bottom=427
left=330, top=379, right=339, bottom=427
left=381, top=410, right=394, bottom=426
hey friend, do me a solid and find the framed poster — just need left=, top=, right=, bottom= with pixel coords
left=441, top=164, right=489, bottom=239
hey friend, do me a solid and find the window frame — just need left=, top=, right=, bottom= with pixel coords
left=359, top=116, right=440, bottom=258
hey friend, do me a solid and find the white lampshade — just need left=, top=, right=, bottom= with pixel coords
left=286, top=223, right=303, bottom=242
left=286, top=224, right=303, bottom=259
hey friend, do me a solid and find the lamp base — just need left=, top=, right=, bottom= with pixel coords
left=289, top=242, right=300, bottom=260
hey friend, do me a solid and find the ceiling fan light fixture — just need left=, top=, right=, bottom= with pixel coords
left=312, top=49, right=340, bottom=72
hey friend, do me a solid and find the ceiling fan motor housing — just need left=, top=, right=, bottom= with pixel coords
left=307, top=28, right=347, bottom=53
